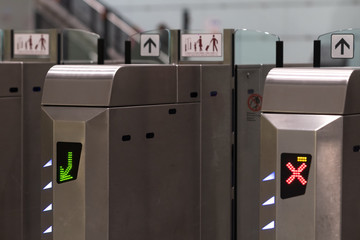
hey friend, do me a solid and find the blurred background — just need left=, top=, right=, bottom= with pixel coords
left=2, top=0, right=360, bottom=63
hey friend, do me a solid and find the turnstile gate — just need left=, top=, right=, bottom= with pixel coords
left=0, top=29, right=100, bottom=240
left=0, top=63, right=22, bottom=240
left=260, top=67, right=360, bottom=240
left=40, top=64, right=232, bottom=240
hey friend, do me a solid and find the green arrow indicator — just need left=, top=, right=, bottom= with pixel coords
left=59, top=152, right=73, bottom=182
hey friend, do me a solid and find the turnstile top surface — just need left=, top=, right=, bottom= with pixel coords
left=262, top=67, right=360, bottom=115
left=41, top=64, right=179, bottom=107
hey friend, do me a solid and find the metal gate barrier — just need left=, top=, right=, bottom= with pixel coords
left=260, top=67, right=360, bottom=239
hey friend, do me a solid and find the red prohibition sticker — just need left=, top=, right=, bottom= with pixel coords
left=247, top=93, right=263, bottom=112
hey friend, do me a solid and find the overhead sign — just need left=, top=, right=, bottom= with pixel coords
left=140, top=34, right=160, bottom=57
left=13, top=33, right=50, bottom=56
left=181, top=33, right=222, bottom=57
left=331, top=34, right=353, bottom=59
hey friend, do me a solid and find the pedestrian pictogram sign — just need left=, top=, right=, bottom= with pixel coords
left=14, top=33, right=50, bottom=56
left=140, top=34, right=160, bottom=57
left=331, top=34, right=353, bottom=59
left=181, top=33, right=222, bottom=57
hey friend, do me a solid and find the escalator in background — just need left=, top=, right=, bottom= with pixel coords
left=35, top=0, right=140, bottom=61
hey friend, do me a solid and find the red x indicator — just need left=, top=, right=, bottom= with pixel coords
left=285, top=162, right=307, bottom=185
left=281, top=153, right=312, bottom=199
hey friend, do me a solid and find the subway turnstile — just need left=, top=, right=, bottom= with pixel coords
left=236, top=64, right=274, bottom=240
left=0, top=29, right=100, bottom=240
left=40, top=64, right=232, bottom=240
left=0, top=63, right=22, bottom=240
left=260, top=67, right=360, bottom=239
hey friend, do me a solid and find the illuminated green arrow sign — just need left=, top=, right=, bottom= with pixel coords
left=59, top=152, right=74, bottom=182
left=57, top=142, right=82, bottom=184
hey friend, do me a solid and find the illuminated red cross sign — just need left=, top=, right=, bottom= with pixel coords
left=285, top=162, right=308, bottom=185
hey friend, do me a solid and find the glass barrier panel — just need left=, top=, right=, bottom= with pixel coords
left=318, top=28, right=360, bottom=67
left=234, top=29, right=279, bottom=65
left=62, top=29, right=99, bottom=64
left=129, top=29, right=171, bottom=64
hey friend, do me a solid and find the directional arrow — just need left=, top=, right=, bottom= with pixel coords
left=335, top=38, right=350, bottom=55
left=59, top=152, right=73, bottom=182
left=144, top=38, right=156, bottom=54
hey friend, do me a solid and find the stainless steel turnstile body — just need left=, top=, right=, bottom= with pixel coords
left=23, top=62, right=55, bottom=240
left=236, top=64, right=274, bottom=240
left=40, top=64, right=232, bottom=240
left=260, top=68, right=360, bottom=240
left=0, top=63, right=22, bottom=240
left=0, top=62, right=54, bottom=240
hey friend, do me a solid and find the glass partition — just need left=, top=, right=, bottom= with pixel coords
left=317, top=28, right=360, bottom=67
left=234, top=29, right=279, bottom=65
left=129, top=29, right=171, bottom=64
left=61, top=29, right=99, bottom=64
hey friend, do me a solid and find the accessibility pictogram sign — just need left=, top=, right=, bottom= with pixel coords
left=331, top=34, right=353, bottom=59
left=140, top=34, right=160, bottom=57
left=181, top=33, right=222, bottom=57
left=14, top=33, right=50, bottom=56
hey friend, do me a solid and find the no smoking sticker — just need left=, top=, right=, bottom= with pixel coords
left=248, top=94, right=262, bottom=112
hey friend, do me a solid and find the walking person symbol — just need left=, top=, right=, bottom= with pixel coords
left=206, top=35, right=218, bottom=52
left=35, top=34, right=46, bottom=50
left=197, top=36, right=203, bottom=51
left=26, top=35, right=33, bottom=50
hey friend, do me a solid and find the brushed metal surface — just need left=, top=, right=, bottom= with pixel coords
left=262, top=67, right=360, bottom=114
left=22, top=62, right=55, bottom=240
left=236, top=64, right=274, bottom=240
left=0, top=63, right=22, bottom=240
left=41, top=107, right=109, bottom=240
left=0, top=98, right=22, bottom=240
left=341, top=115, right=360, bottom=239
left=260, top=114, right=342, bottom=240
left=201, top=65, right=232, bottom=240
left=109, top=103, right=200, bottom=240
left=177, top=65, right=201, bottom=103
left=42, top=65, right=177, bottom=107
left=41, top=63, right=233, bottom=240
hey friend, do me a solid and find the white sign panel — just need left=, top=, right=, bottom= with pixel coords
left=331, top=34, right=353, bottom=59
left=181, top=33, right=222, bottom=57
left=14, top=33, right=50, bottom=56
left=140, top=34, right=160, bottom=57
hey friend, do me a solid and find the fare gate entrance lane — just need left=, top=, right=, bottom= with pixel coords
left=0, top=29, right=100, bottom=240
left=40, top=64, right=233, bottom=240
left=260, top=67, right=360, bottom=240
